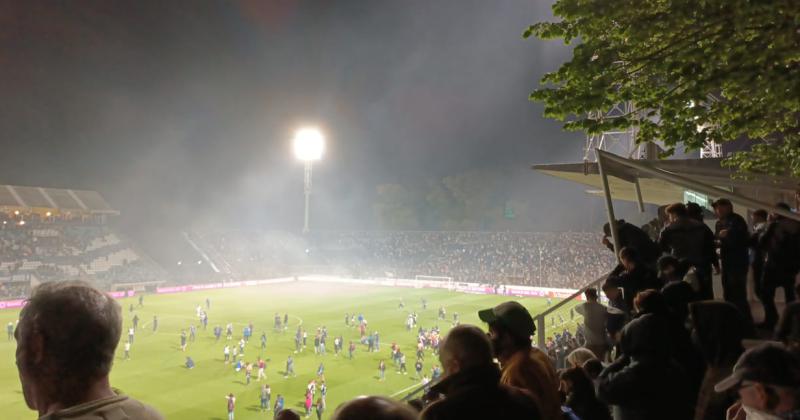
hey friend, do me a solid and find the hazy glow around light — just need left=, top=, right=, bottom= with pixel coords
left=293, top=128, right=325, bottom=161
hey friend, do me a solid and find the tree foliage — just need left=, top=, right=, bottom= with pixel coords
left=525, top=0, right=800, bottom=176
left=373, top=169, right=526, bottom=230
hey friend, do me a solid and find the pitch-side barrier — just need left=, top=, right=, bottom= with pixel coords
left=0, top=289, right=137, bottom=310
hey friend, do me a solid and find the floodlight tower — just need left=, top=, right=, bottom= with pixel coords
left=293, top=127, right=325, bottom=234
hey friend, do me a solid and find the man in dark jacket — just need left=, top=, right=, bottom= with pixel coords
left=712, top=198, right=753, bottom=322
left=419, top=324, right=540, bottom=420
left=759, top=203, right=800, bottom=329
left=603, top=220, right=661, bottom=267
left=749, top=209, right=769, bottom=303
left=597, top=314, right=693, bottom=420
left=609, top=247, right=659, bottom=313
left=659, top=203, right=719, bottom=300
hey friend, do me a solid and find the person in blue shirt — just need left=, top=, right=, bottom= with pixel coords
left=185, top=356, right=195, bottom=369
left=273, top=394, right=284, bottom=416
left=317, top=362, right=324, bottom=377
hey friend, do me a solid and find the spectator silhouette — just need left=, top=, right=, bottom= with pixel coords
left=560, top=367, right=611, bottom=420
left=776, top=282, right=800, bottom=354
left=602, top=220, right=661, bottom=267
left=659, top=203, right=718, bottom=300
left=479, top=301, right=561, bottom=420
left=597, top=312, right=693, bottom=420
left=712, top=198, right=753, bottom=323
left=758, top=202, right=800, bottom=329
left=15, top=281, right=162, bottom=419
left=419, top=324, right=540, bottom=420
left=689, top=301, right=745, bottom=420
left=714, top=343, right=800, bottom=419
left=331, top=396, right=417, bottom=420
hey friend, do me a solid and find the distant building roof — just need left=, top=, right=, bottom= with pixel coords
left=0, top=184, right=117, bottom=215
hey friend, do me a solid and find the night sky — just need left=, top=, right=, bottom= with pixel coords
left=0, top=1, right=611, bottom=234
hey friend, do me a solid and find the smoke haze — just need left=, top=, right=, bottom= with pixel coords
left=0, top=0, right=622, bottom=240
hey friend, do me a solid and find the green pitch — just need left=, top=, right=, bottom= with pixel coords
left=0, top=282, right=580, bottom=419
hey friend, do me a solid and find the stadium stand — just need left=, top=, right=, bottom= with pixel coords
left=194, top=230, right=616, bottom=288
left=0, top=185, right=165, bottom=297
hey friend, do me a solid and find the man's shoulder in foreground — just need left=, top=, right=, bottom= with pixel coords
left=40, top=392, right=163, bottom=420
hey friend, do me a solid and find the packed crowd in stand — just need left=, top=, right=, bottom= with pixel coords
left=199, top=230, right=617, bottom=288
left=0, top=216, right=164, bottom=298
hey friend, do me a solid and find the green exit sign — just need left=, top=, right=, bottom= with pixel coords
left=683, top=190, right=709, bottom=208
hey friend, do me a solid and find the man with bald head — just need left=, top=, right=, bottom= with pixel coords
left=15, top=281, right=162, bottom=420
left=331, top=396, right=417, bottom=420
left=419, top=324, right=541, bottom=420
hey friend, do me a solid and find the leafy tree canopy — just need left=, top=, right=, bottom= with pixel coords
left=525, top=0, right=800, bottom=176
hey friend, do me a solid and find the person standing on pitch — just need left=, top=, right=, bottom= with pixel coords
left=285, top=355, right=295, bottom=378
left=379, top=359, right=386, bottom=381
left=180, top=329, right=187, bottom=351
left=225, top=393, right=235, bottom=420
left=315, top=397, right=325, bottom=420
left=274, top=394, right=285, bottom=416
left=261, top=384, right=271, bottom=412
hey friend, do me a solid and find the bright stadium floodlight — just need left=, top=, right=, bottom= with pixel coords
left=292, top=127, right=325, bottom=234
left=293, top=128, right=325, bottom=162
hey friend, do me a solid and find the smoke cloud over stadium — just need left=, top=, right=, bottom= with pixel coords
left=0, top=0, right=622, bottom=241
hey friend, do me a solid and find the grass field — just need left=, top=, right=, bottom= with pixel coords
left=0, top=282, right=578, bottom=419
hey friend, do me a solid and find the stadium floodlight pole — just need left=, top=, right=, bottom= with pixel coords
left=293, top=127, right=325, bottom=234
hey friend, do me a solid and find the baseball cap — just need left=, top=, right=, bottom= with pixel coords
left=714, top=343, right=800, bottom=392
left=711, top=198, right=732, bottom=208
left=478, top=301, right=535, bottom=338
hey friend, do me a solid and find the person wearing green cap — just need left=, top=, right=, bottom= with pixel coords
left=478, top=301, right=561, bottom=420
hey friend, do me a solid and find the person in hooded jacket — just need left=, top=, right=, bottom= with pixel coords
left=657, top=256, right=696, bottom=327
left=689, top=301, right=744, bottom=420
left=633, top=290, right=704, bottom=403
left=597, top=312, right=693, bottom=420
left=560, top=367, right=611, bottom=420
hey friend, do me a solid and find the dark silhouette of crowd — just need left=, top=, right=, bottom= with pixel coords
left=200, top=230, right=617, bottom=288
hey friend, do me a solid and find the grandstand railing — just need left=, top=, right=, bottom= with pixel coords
left=533, top=272, right=609, bottom=349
